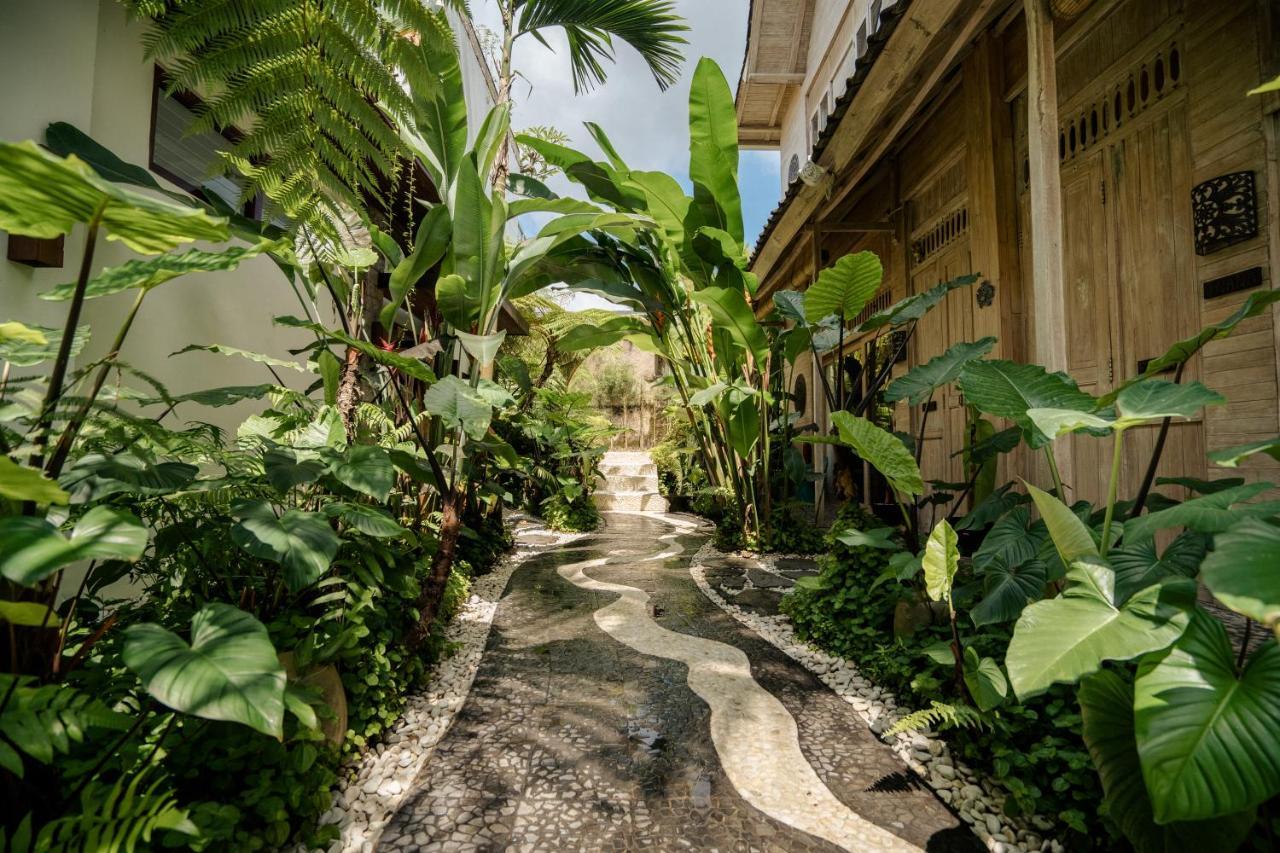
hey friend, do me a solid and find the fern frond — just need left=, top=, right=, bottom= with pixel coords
left=38, top=766, right=199, bottom=852
left=0, top=677, right=131, bottom=778
left=885, top=700, right=989, bottom=739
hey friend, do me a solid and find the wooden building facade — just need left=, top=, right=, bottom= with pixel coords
left=739, top=0, right=1280, bottom=512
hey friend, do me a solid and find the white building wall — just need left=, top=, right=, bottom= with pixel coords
left=0, top=1, right=501, bottom=430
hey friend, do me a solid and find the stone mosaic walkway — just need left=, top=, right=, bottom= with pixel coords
left=380, top=512, right=981, bottom=852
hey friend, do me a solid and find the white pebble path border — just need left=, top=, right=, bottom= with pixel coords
left=690, top=540, right=1066, bottom=853
left=315, top=517, right=589, bottom=853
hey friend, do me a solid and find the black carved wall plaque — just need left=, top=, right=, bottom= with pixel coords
left=1192, top=171, right=1258, bottom=256
left=976, top=280, right=995, bottom=308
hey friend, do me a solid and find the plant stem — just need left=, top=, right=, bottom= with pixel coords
left=1100, top=429, right=1125, bottom=557
left=1043, top=446, right=1065, bottom=498
left=47, top=288, right=148, bottom=478
left=29, top=199, right=107, bottom=475
left=1128, top=361, right=1187, bottom=519
left=1238, top=619, right=1254, bottom=668
left=914, top=394, right=932, bottom=466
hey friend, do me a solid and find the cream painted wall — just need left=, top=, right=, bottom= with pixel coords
left=1, top=1, right=323, bottom=432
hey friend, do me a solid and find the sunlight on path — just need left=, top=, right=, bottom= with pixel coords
left=559, top=513, right=922, bottom=853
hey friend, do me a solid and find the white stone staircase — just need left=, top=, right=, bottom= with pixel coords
left=593, top=450, right=669, bottom=513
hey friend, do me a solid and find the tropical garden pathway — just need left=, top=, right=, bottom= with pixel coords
left=379, top=507, right=981, bottom=852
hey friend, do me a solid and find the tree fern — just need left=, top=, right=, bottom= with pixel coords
left=122, top=0, right=462, bottom=232
left=885, top=700, right=989, bottom=739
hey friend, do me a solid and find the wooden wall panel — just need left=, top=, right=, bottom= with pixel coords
left=1185, top=0, right=1279, bottom=485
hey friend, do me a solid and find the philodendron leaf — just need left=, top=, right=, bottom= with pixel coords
left=1112, top=380, right=1225, bottom=429
left=858, top=274, right=980, bottom=332
left=0, top=141, right=228, bottom=254
left=772, top=290, right=808, bottom=325
left=1105, top=288, right=1280, bottom=402
left=1111, top=531, right=1208, bottom=604
left=1027, top=408, right=1114, bottom=440
left=262, top=448, right=325, bottom=492
left=804, top=251, right=883, bottom=324
left=1006, top=560, right=1194, bottom=699
left=230, top=501, right=339, bottom=591
left=1026, top=483, right=1099, bottom=566
left=831, top=411, right=924, bottom=497
left=960, top=360, right=1095, bottom=448
left=1208, top=437, right=1280, bottom=468
left=0, top=458, right=68, bottom=505
left=328, top=445, right=394, bottom=501
left=923, top=520, right=959, bottom=606
left=1135, top=611, right=1280, bottom=822
left=963, top=646, right=1008, bottom=712
left=123, top=603, right=286, bottom=738
left=323, top=503, right=406, bottom=539
left=835, top=527, right=898, bottom=550
left=60, top=454, right=197, bottom=501
left=422, top=376, right=493, bottom=441
left=41, top=240, right=282, bottom=301
left=0, top=507, right=148, bottom=587
left=885, top=337, right=997, bottom=406
left=972, top=507, right=1038, bottom=570
left=971, top=557, right=1047, bottom=627
left=0, top=324, right=89, bottom=367
left=1080, top=668, right=1256, bottom=853
left=1201, top=518, right=1280, bottom=627
left=1123, top=482, right=1280, bottom=545
left=456, top=330, right=506, bottom=369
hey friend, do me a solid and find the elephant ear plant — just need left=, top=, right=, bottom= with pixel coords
left=945, top=312, right=1280, bottom=850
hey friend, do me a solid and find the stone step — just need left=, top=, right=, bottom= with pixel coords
left=598, top=473, right=660, bottom=492
left=592, top=491, right=669, bottom=513
left=600, top=462, right=657, bottom=477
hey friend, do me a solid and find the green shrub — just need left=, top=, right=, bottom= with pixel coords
left=541, top=492, right=601, bottom=532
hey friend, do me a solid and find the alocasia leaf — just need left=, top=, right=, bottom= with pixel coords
left=230, top=501, right=339, bottom=591
left=1200, top=518, right=1280, bottom=627
left=0, top=507, right=148, bottom=587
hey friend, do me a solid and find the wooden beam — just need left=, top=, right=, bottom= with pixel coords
left=746, top=72, right=806, bottom=85
left=810, top=220, right=896, bottom=233
left=1024, top=0, right=1066, bottom=375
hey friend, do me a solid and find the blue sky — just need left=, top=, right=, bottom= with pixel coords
left=470, top=0, right=782, bottom=304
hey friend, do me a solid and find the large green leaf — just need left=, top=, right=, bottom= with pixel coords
left=0, top=324, right=89, bottom=367
left=718, top=386, right=761, bottom=460
left=556, top=316, right=654, bottom=353
left=1080, top=669, right=1256, bottom=853
left=456, top=330, right=507, bottom=370
left=0, top=458, right=68, bottom=505
left=41, top=240, right=282, bottom=302
left=173, top=343, right=308, bottom=373
left=60, top=454, right=197, bottom=501
left=923, top=520, right=959, bottom=606
left=421, top=375, right=493, bottom=440
left=1135, top=611, right=1280, bottom=822
left=857, top=275, right=980, bottom=332
left=690, top=286, right=768, bottom=366
left=405, top=17, right=468, bottom=189
left=972, top=506, right=1038, bottom=569
left=688, top=58, right=742, bottom=243
left=804, top=251, right=883, bottom=324
left=148, top=384, right=280, bottom=409
left=0, top=322, right=46, bottom=347
left=1113, top=381, right=1225, bottom=428
left=1124, top=482, right=1280, bottom=545
left=1201, top=518, right=1280, bottom=626
left=1026, top=483, right=1099, bottom=566
left=960, top=360, right=1095, bottom=448
left=0, top=141, right=227, bottom=254
left=971, top=556, right=1047, bottom=627
left=262, top=448, right=325, bottom=492
left=885, top=338, right=996, bottom=406
left=380, top=204, right=451, bottom=330
left=1208, top=437, right=1280, bottom=468
left=830, top=411, right=924, bottom=496
left=328, top=445, right=394, bottom=501
left=0, top=507, right=148, bottom=587
left=1111, top=531, right=1208, bottom=604
left=1006, top=560, right=1194, bottom=699
left=324, top=502, right=406, bottom=539
left=230, top=501, right=339, bottom=592
left=1104, top=288, right=1280, bottom=402
left=963, top=646, right=1008, bottom=712
left=273, top=317, right=436, bottom=383
left=123, top=603, right=286, bottom=738
left=628, top=170, right=690, bottom=252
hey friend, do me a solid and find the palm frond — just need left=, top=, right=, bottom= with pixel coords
left=516, top=0, right=688, bottom=93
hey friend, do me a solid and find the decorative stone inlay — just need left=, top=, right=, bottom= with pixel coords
left=315, top=517, right=588, bottom=853
left=558, top=520, right=921, bottom=853
left=690, top=542, right=1065, bottom=853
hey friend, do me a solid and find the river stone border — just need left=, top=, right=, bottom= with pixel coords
left=689, top=541, right=1065, bottom=853
left=317, top=517, right=587, bottom=853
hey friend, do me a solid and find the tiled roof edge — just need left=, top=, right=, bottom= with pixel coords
left=749, top=0, right=914, bottom=263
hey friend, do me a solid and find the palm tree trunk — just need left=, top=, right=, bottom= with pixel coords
left=491, top=0, right=516, bottom=190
